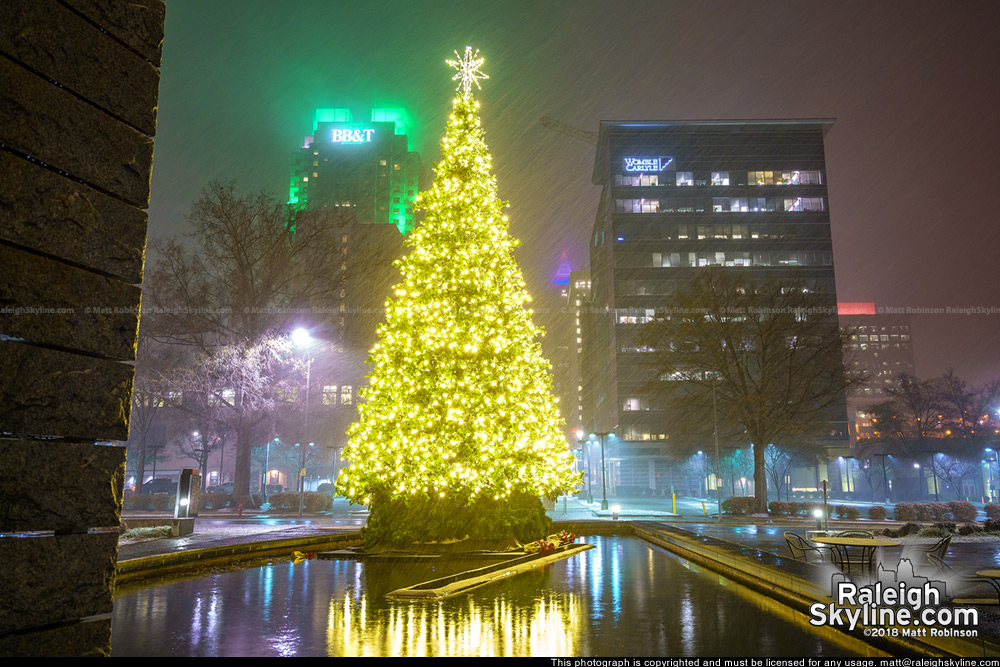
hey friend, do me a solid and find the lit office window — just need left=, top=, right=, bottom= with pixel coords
left=783, top=197, right=825, bottom=211
left=323, top=385, right=338, bottom=405
left=711, top=171, right=729, bottom=186
left=676, top=172, right=694, bottom=186
left=614, top=199, right=660, bottom=213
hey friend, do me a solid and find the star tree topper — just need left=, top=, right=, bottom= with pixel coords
left=447, top=46, right=488, bottom=97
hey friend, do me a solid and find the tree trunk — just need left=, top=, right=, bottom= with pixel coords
left=754, top=443, right=768, bottom=513
left=233, top=424, right=254, bottom=507
left=137, top=432, right=147, bottom=494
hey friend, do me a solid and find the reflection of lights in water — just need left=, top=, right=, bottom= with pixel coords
left=325, top=590, right=583, bottom=656
left=191, top=595, right=202, bottom=647
left=680, top=594, right=695, bottom=654
left=610, top=540, right=621, bottom=617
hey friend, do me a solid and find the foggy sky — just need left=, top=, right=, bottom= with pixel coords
left=149, top=0, right=1000, bottom=384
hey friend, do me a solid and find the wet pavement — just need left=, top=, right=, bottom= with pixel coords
left=119, top=495, right=1000, bottom=573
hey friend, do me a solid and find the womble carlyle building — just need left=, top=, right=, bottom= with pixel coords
left=582, top=120, right=850, bottom=498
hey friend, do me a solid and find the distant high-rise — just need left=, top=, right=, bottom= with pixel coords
left=838, top=302, right=916, bottom=445
left=584, top=119, right=848, bottom=495
left=287, top=107, right=425, bottom=486
left=289, top=107, right=424, bottom=234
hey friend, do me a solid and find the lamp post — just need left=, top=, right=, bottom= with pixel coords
left=591, top=431, right=614, bottom=510
left=292, top=328, right=314, bottom=517
left=582, top=436, right=593, bottom=504
left=712, top=372, right=722, bottom=522
left=872, top=453, right=890, bottom=505
left=261, top=438, right=275, bottom=504
left=986, top=447, right=995, bottom=502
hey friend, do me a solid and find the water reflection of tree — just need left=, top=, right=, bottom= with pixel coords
left=326, top=564, right=582, bottom=657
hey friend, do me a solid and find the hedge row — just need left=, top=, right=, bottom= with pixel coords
left=766, top=500, right=834, bottom=517
left=894, top=501, right=977, bottom=522
left=121, top=491, right=334, bottom=513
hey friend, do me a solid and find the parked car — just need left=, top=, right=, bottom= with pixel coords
left=213, top=482, right=234, bottom=494
left=142, top=477, right=176, bottom=494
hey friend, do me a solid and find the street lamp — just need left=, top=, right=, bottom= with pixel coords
left=261, top=438, right=276, bottom=504
left=293, top=327, right=314, bottom=517
left=986, top=449, right=997, bottom=502
left=590, top=431, right=614, bottom=510
left=581, top=435, right=594, bottom=504
left=712, top=372, right=722, bottom=522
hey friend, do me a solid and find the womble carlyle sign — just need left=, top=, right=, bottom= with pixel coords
left=622, top=156, right=674, bottom=172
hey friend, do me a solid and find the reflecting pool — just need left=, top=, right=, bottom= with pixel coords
left=111, top=536, right=873, bottom=656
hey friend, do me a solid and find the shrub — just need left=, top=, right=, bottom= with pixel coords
left=768, top=500, right=790, bottom=515
left=894, top=503, right=916, bottom=521
left=722, top=496, right=757, bottom=515
left=958, top=524, right=980, bottom=536
left=913, top=504, right=934, bottom=521
left=304, top=492, right=333, bottom=512
left=265, top=492, right=332, bottom=512
left=917, top=526, right=951, bottom=538
left=985, top=504, right=1000, bottom=521
left=883, top=522, right=922, bottom=538
left=835, top=504, right=861, bottom=520
left=150, top=493, right=174, bottom=511
left=927, top=502, right=951, bottom=521
left=199, top=493, right=231, bottom=510
left=948, top=500, right=977, bottom=522
left=868, top=505, right=887, bottom=521
left=121, top=526, right=172, bottom=540
left=932, top=522, right=956, bottom=533
left=985, top=518, right=1000, bottom=533
left=123, top=494, right=153, bottom=511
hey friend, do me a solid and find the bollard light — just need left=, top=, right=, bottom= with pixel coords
left=812, top=507, right=823, bottom=531
left=174, top=468, right=201, bottom=520
left=612, top=504, right=620, bottom=520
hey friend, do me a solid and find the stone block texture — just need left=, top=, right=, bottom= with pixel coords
left=0, top=0, right=164, bottom=654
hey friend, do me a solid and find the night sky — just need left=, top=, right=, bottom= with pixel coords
left=150, top=0, right=1000, bottom=384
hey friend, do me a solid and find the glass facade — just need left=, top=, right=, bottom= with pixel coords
left=584, top=120, right=847, bottom=494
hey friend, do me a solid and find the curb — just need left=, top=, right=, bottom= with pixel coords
left=116, top=531, right=363, bottom=586
left=632, top=523, right=1000, bottom=658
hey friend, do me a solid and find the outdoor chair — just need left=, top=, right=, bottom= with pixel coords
left=903, top=535, right=952, bottom=571
left=926, top=554, right=1000, bottom=609
left=828, top=543, right=876, bottom=576
left=783, top=532, right=828, bottom=563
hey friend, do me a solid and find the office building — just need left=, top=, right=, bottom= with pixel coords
left=286, top=108, right=425, bottom=485
left=584, top=120, right=848, bottom=496
left=838, top=302, right=916, bottom=445
left=289, top=107, right=424, bottom=234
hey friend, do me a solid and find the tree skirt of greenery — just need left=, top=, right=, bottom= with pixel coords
left=361, top=492, right=552, bottom=553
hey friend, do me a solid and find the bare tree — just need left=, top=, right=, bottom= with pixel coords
left=933, top=453, right=980, bottom=499
left=866, top=374, right=948, bottom=499
left=937, top=369, right=1000, bottom=456
left=127, top=336, right=166, bottom=493
left=144, top=182, right=350, bottom=505
left=639, top=268, right=859, bottom=513
left=764, top=444, right=799, bottom=500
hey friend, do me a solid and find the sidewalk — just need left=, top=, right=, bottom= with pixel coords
left=118, top=495, right=1000, bottom=572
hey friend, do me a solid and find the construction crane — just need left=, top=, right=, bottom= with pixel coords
left=540, top=116, right=597, bottom=145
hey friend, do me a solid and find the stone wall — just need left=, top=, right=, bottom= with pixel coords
left=0, top=0, right=164, bottom=656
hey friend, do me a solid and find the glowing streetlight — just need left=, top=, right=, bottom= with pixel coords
left=590, top=431, right=615, bottom=510
left=293, top=328, right=314, bottom=517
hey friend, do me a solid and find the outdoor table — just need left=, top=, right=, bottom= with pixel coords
left=811, top=536, right=901, bottom=576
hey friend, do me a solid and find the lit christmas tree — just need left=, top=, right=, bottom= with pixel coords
left=337, top=48, right=580, bottom=548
